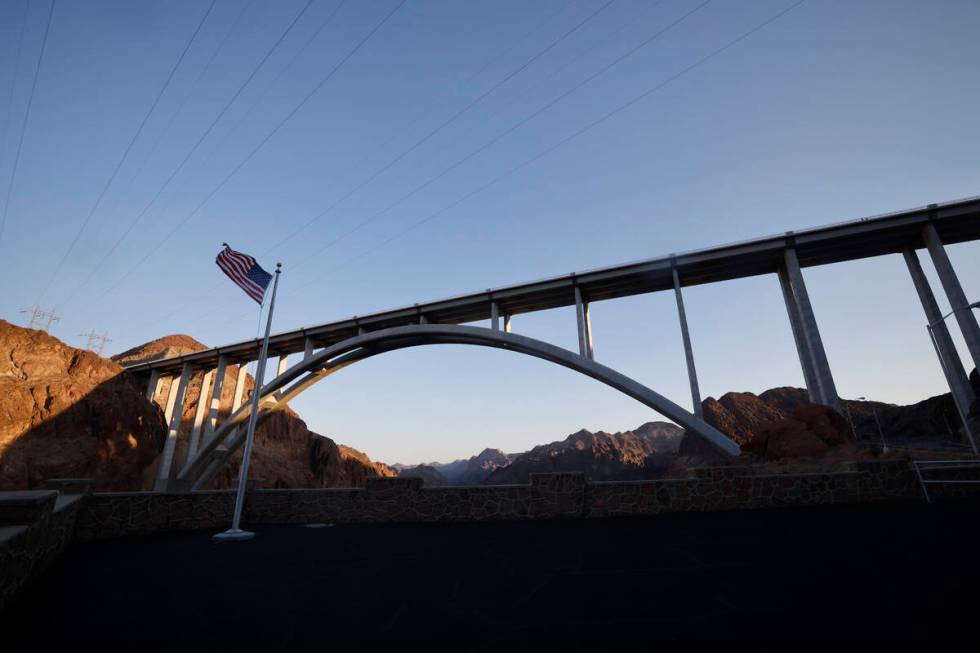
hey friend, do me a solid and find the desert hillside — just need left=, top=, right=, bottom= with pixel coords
left=0, top=321, right=393, bottom=490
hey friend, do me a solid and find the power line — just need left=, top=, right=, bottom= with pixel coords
left=192, top=0, right=348, bottom=182
left=293, top=0, right=808, bottom=295
left=35, top=0, right=218, bottom=305
left=288, top=0, right=710, bottom=271
left=65, top=0, right=259, bottom=292
left=0, top=0, right=31, bottom=179
left=262, top=0, right=619, bottom=257
left=0, top=0, right=55, bottom=244
left=86, top=0, right=409, bottom=306
left=153, top=0, right=695, bottom=332
left=130, top=0, right=579, bottom=334
left=57, top=0, right=313, bottom=310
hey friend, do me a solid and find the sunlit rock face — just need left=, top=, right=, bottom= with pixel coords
left=0, top=322, right=393, bottom=491
left=0, top=320, right=165, bottom=490
left=113, top=335, right=395, bottom=490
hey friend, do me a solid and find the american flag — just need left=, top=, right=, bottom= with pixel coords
left=215, top=244, right=273, bottom=304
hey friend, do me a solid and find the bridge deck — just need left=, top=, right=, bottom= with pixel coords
left=125, top=197, right=980, bottom=374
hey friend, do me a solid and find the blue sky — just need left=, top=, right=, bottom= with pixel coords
left=1, top=0, right=978, bottom=464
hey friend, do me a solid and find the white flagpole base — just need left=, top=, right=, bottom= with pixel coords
left=212, top=528, right=255, bottom=543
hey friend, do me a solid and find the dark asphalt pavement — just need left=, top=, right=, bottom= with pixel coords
left=5, top=502, right=979, bottom=651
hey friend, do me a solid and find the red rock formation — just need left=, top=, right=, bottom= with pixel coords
left=0, top=320, right=166, bottom=490
left=484, top=422, right=683, bottom=484
left=113, top=335, right=394, bottom=490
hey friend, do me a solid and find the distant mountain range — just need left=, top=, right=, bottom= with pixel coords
left=394, top=421, right=684, bottom=485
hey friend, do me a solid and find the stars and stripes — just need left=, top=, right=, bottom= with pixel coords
left=216, top=244, right=273, bottom=304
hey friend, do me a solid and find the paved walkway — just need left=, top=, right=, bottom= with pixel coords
left=4, top=502, right=978, bottom=650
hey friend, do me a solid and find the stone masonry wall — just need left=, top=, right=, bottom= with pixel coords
left=73, top=460, right=923, bottom=542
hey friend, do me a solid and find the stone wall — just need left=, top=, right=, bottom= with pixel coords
left=0, top=488, right=84, bottom=613
left=0, top=459, right=954, bottom=613
left=73, top=460, right=923, bottom=542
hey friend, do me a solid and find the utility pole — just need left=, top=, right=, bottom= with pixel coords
left=20, top=305, right=59, bottom=332
left=79, top=329, right=111, bottom=355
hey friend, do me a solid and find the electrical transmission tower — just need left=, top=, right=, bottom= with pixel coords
left=79, top=330, right=112, bottom=355
left=20, top=305, right=60, bottom=332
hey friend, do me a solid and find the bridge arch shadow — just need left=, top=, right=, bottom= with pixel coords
left=179, top=325, right=741, bottom=490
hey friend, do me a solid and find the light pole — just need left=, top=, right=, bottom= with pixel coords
left=926, top=300, right=980, bottom=455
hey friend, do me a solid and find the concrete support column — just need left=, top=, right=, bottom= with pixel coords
left=145, top=369, right=160, bottom=402
left=277, top=354, right=289, bottom=376
left=161, top=375, right=180, bottom=424
left=782, top=248, right=840, bottom=411
left=923, top=223, right=980, bottom=372
left=904, top=248, right=976, bottom=411
left=672, top=269, right=702, bottom=418
left=574, top=287, right=594, bottom=360
left=186, top=370, right=213, bottom=459
left=778, top=266, right=820, bottom=400
left=419, top=315, right=428, bottom=325
left=155, top=363, right=192, bottom=491
left=303, top=337, right=315, bottom=360
left=203, top=355, right=228, bottom=447
left=490, top=301, right=500, bottom=331
left=503, top=313, right=512, bottom=333
left=231, top=363, right=248, bottom=413
left=357, top=326, right=367, bottom=336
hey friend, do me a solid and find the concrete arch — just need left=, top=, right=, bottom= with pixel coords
left=180, top=324, right=740, bottom=490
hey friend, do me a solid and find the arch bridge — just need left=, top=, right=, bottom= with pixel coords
left=122, top=197, right=980, bottom=491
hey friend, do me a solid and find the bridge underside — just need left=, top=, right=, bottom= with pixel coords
left=176, top=325, right=741, bottom=491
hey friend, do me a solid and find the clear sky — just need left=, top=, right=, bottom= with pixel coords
left=1, top=0, right=978, bottom=465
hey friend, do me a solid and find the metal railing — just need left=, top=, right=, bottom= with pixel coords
left=911, top=459, right=980, bottom=503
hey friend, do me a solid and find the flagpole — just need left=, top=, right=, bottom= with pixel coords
left=213, top=262, right=282, bottom=542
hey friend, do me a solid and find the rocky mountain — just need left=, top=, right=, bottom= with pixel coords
left=112, top=334, right=395, bottom=489
left=484, top=421, right=684, bottom=485
left=394, top=448, right=512, bottom=485
left=396, top=464, right=448, bottom=487
left=0, top=320, right=166, bottom=490
left=0, top=321, right=393, bottom=491
left=677, top=384, right=976, bottom=468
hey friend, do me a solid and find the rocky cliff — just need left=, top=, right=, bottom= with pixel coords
left=0, top=320, right=166, bottom=490
left=677, top=385, right=972, bottom=469
left=112, top=334, right=394, bottom=490
left=0, top=321, right=393, bottom=491
left=484, top=422, right=684, bottom=484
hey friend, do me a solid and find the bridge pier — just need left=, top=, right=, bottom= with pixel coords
left=303, top=337, right=316, bottom=360
left=231, top=364, right=248, bottom=414
left=574, top=287, right=594, bottom=360
left=503, top=313, right=512, bottom=333
left=145, top=369, right=160, bottom=402
left=923, top=223, right=980, bottom=372
left=904, top=248, right=976, bottom=413
left=220, top=363, right=249, bottom=452
left=155, top=363, right=191, bottom=492
left=186, top=370, right=213, bottom=459
left=203, top=356, right=228, bottom=447
left=672, top=269, right=702, bottom=418
left=779, top=248, right=840, bottom=412
left=490, top=301, right=500, bottom=331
